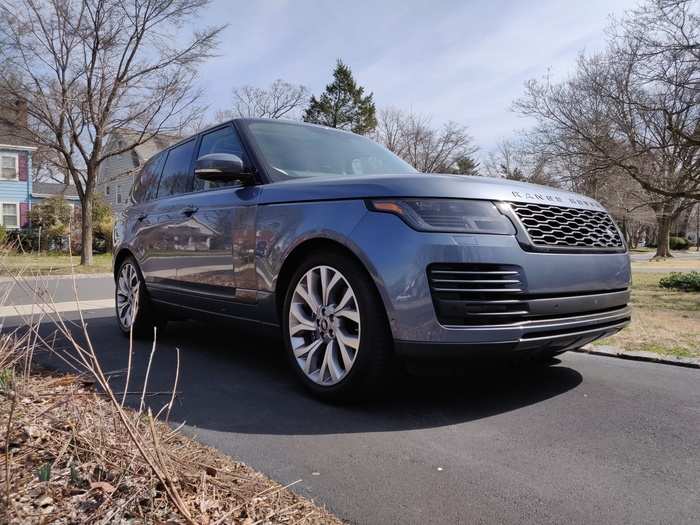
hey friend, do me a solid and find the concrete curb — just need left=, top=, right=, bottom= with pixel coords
left=0, top=272, right=112, bottom=283
left=575, top=344, right=700, bottom=369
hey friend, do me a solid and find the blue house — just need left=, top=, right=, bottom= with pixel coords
left=0, top=99, right=35, bottom=230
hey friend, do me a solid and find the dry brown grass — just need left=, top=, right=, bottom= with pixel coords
left=631, top=257, right=700, bottom=272
left=0, top=364, right=340, bottom=524
left=596, top=272, right=700, bottom=358
left=0, top=253, right=342, bottom=524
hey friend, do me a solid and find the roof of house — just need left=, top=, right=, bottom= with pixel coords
left=0, top=124, right=32, bottom=148
left=0, top=98, right=34, bottom=148
left=31, top=182, right=80, bottom=199
left=98, top=129, right=181, bottom=185
left=109, top=129, right=181, bottom=169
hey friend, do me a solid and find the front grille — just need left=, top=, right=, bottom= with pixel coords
left=509, top=202, right=623, bottom=249
left=428, top=264, right=528, bottom=325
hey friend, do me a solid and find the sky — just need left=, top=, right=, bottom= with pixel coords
left=195, top=0, right=640, bottom=158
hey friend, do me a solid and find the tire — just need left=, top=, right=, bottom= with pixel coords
left=281, top=249, right=393, bottom=402
left=115, top=256, right=166, bottom=339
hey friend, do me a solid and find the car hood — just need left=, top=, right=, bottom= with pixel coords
left=259, top=173, right=606, bottom=211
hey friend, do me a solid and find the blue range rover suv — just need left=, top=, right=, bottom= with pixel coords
left=113, top=118, right=631, bottom=400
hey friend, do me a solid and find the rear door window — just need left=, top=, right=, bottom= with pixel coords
left=157, top=139, right=196, bottom=199
left=131, top=153, right=165, bottom=203
left=194, top=126, right=249, bottom=191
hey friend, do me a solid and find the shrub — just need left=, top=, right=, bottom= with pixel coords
left=28, top=195, right=72, bottom=250
left=93, top=194, right=114, bottom=252
left=669, top=236, right=689, bottom=250
left=12, top=228, right=39, bottom=251
left=659, top=271, right=700, bottom=292
left=0, top=224, right=7, bottom=246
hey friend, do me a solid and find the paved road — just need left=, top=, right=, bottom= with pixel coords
left=5, top=278, right=700, bottom=524
left=0, top=274, right=114, bottom=305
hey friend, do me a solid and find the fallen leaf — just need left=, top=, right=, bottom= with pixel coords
left=37, top=496, right=53, bottom=507
left=90, top=481, right=116, bottom=494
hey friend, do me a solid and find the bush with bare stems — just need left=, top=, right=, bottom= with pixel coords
left=0, top=248, right=341, bottom=524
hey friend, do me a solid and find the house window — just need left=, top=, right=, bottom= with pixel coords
left=1, top=154, right=18, bottom=180
left=106, top=185, right=110, bottom=195
left=116, top=184, right=122, bottom=204
left=1, top=203, right=19, bottom=228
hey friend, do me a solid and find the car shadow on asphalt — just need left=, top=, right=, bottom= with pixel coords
left=30, top=315, right=583, bottom=436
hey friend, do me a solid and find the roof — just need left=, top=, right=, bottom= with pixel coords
left=31, top=182, right=80, bottom=199
left=0, top=99, right=33, bottom=148
left=193, top=117, right=351, bottom=138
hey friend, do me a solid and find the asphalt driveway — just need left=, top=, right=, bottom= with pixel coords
left=4, top=276, right=700, bottom=524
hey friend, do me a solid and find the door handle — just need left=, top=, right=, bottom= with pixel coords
left=181, top=205, right=198, bottom=216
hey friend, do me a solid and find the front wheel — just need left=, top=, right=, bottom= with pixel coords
left=282, top=250, right=393, bottom=401
left=115, top=256, right=166, bottom=338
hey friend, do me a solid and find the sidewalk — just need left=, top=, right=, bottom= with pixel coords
left=0, top=272, right=112, bottom=283
left=576, top=344, right=700, bottom=369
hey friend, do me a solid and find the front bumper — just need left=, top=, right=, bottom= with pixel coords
left=394, top=307, right=630, bottom=358
left=350, top=211, right=632, bottom=355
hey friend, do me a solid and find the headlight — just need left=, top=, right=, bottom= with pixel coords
left=366, top=199, right=515, bottom=234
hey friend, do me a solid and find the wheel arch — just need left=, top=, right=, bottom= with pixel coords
left=274, top=237, right=391, bottom=324
left=113, top=247, right=135, bottom=280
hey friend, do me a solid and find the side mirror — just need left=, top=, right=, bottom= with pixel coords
left=194, top=153, right=255, bottom=184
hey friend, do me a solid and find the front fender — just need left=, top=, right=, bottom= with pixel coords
left=255, top=199, right=370, bottom=294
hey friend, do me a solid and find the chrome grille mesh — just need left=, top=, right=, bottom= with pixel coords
left=509, top=202, right=623, bottom=249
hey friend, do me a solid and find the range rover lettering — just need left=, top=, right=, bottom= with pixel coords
left=113, top=119, right=631, bottom=400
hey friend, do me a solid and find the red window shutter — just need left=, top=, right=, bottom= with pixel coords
left=18, top=152, right=29, bottom=181
left=19, top=202, right=29, bottom=228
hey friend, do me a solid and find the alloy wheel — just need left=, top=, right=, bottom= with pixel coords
left=288, top=265, right=361, bottom=386
left=116, top=263, right=140, bottom=330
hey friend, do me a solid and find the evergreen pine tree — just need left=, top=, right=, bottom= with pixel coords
left=451, top=155, right=480, bottom=175
left=304, top=60, right=377, bottom=135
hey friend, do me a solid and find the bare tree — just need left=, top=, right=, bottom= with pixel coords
left=229, top=79, right=309, bottom=120
left=484, top=140, right=525, bottom=180
left=483, top=139, right=560, bottom=186
left=514, top=0, right=700, bottom=257
left=375, top=107, right=478, bottom=173
left=0, top=0, right=223, bottom=265
left=375, top=107, right=405, bottom=155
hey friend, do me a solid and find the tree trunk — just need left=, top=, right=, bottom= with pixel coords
left=81, top=194, right=93, bottom=266
left=696, top=203, right=699, bottom=251
left=655, top=214, right=672, bottom=258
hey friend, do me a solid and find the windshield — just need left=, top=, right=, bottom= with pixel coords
left=246, top=121, right=417, bottom=181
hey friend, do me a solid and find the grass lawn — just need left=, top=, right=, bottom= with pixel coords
left=0, top=252, right=112, bottom=275
left=595, top=271, right=700, bottom=358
